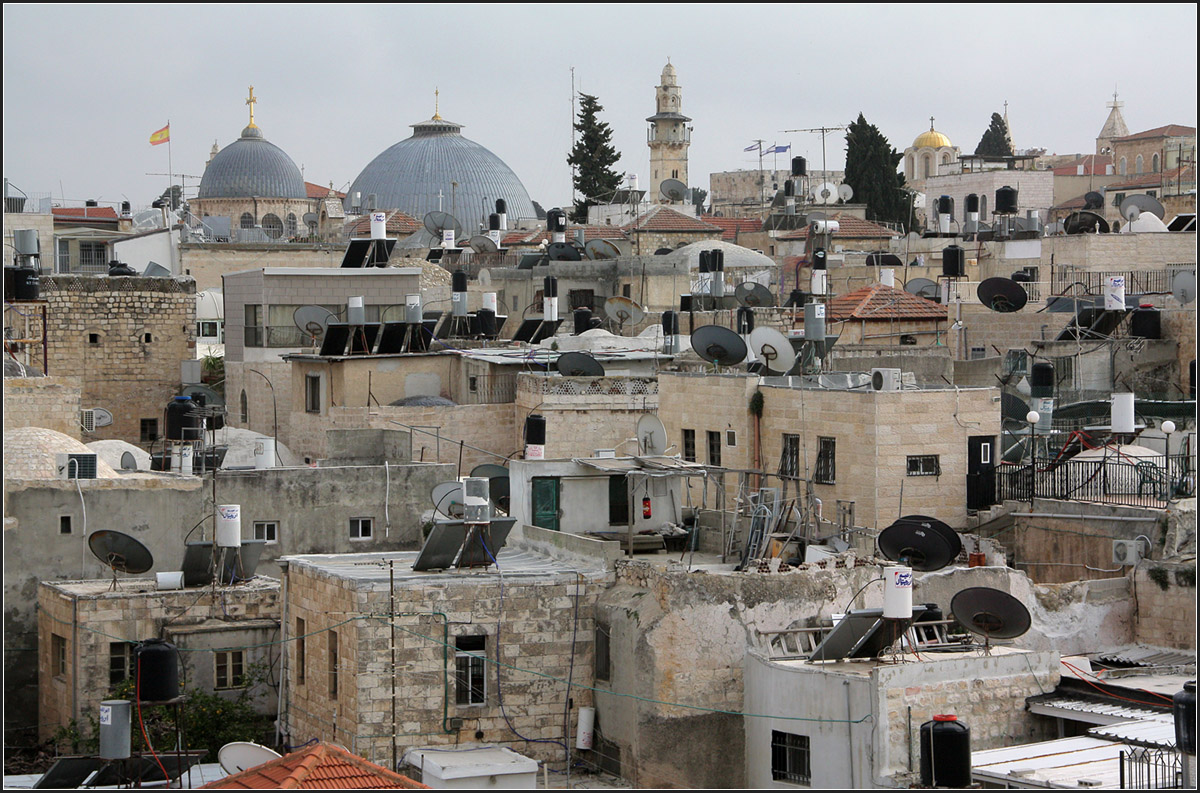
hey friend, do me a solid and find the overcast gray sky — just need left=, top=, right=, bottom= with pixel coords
left=4, top=4, right=1196, bottom=213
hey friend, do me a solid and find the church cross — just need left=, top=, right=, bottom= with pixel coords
left=246, top=86, right=258, bottom=127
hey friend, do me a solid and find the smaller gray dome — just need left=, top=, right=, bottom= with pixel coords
left=198, top=124, right=306, bottom=200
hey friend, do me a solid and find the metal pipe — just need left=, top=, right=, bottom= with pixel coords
left=1012, top=512, right=1163, bottom=522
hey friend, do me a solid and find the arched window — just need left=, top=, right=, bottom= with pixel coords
left=941, top=152, right=951, bottom=165
left=1119, top=157, right=1127, bottom=175
left=1135, top=155, right=1144, bottom=175
left=240, top=212, right=255, bottom=229
left=286, top=213, right=298, bottom=238
left=240, top=390, right=248, bottom=424
left=906, top=154, right=914, bottom=178
left=923, top=154, right=933, bottom=179
left=1152, top=153, right=1160, bottom=173
left=262, top=213, right=284, bottom=239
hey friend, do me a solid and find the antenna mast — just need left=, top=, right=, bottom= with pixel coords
left=781, top=126, right=848, bottom=200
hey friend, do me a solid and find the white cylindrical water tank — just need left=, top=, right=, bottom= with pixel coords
left=180, top=444, right=193, bottom=476
left=217, top=504, right=242, bottom=548
left=442, top=229, right=456, bottom=249
left=883, top=565, right=913, bottom=619
left=576, top=706, right=595, bottom=750
left=370, top=212, right=387, bottom=240
left=1111, top=393, right=1135, bottom=433
left=1105, top=276, right=1126, bottom=311
left=544, top=296, right=559, bottom=323
left=99, top=700, right=131, bottom=760
left=482, top=292, right=498, bottom=313
left=810, top=270, right=828, bottom=296
left=881, top=268, right=895, bottom=288
left=254, top=438, right=276, bottom=469
left=156, top=571, right=184, bottom=591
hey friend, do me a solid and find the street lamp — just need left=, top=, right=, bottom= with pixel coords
left=246, top=368, right=280, bottom=467
left=1026, top=410, right=1040, bottom=506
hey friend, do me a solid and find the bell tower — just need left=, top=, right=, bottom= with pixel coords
left=647, top=60, right=692, bottom=204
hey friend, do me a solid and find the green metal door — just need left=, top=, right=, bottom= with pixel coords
left=531, top=477, right=560, bottom=531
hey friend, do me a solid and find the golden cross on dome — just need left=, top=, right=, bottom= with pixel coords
left=246, top=86, right=258, bottom=128
left=930, top=116, right=935, bottom=130
left=433, top=88, right=442, bottom=121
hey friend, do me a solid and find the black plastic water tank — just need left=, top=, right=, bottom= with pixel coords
left=488, top=213, right=501, bottom=231
left=1174, top=681, right=1196, bottom=755
left=698, top=250, right=710, bottom=273
left=135, top=640, right=179, bottom=702
left=1011, top=270, right=1034, bottom=283
left=573, top=308, right=593, bottom=336
left=942, top=245, right=966, bottom=278
left=524, top=414, right=546, bottom=446
left=784, top=180, right=794, bottom=197
left=12, top=268, right=39, bottom=301
left=996, top=186, right=1019, bottom=214
left=478, top=308, right=497, bottom=337
left=936, top=195, right=953, bottom=216
left=736, top=307, right=755, bottom=335
left=1131, top=306, right=1161, bottom=339
left=661, top=311, right=679, bottom=337
left=791, top=156, right=807, bottom=177
left=543, top=275, right=557, bottom=297
left=965, top=193, right=980, bottom=214
left=920, top=715, right=971, bottom=788
left=165, top=396, right=200, bottom=441
left=712, top=249, right=725, bottom=271
left=812, top=248, right=827, bottom=271
left=452, top=270, right=468, bottom=293
left=1030, top=362, right=1055, bottom=398
left=495, top=199, right=507, bottom=215
left=546, top=208, right=566, bottom=233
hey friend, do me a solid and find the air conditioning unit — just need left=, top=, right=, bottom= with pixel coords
left=56, top=453, right=98, bottom=480
left=870, top=368, right=902, bottom=392
left=79, top=407, right=113, bottom=433
left=1112, top=539, right=1144, bottom=566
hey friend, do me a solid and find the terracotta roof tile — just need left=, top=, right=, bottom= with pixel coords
left=775, top=213, right=899, bottom=241
left=621, top=205, right=722, bottom=233
left=701, top=215, right=763, bottom=241
left=202, top=742, right=428, bottom=789
left=1112, top=124, right=1196, bottom=142
left=1050, top=155, right=1113, bottom=176
left=346, top=210, right=422, bottom=236
left=826, top=283, right=947, bottom=322
left=52, top=206, right=119, bottom=220
left=306, top=182, right=347, bottom=199
left=501, top=225, right=628, bottom=247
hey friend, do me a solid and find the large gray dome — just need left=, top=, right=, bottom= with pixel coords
left=346, top=116, right=536, bottom=230
left=197, top=125, right=307, bottom=200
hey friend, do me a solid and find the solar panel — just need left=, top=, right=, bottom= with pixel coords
left=367, top=239, right=395, bottom=266
left=340, top=239, right=373, bottom=268
left=808, top=605, right=929, bottom=662
left=349, top=323, right=381, bottom=354
left=412, top=518, right=515, bottom=571
left=33, top=756, right=105, bottom=789
left=180, top=541, right=267, bottom=587
left=319, top=323, right=351, bottom=356
left=529, top=319, right=562, bottom=344
left=511, top=319, right=542, bottom=343
left=88, top=751, right=207, bottom=786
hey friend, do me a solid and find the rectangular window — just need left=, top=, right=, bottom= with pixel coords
left=1003, top=349, right=1028, bottom=377
left=726, top=429, right=737, bottom=447
left=608, top=475, right=630, bottom=525
left=140, top=418, right=158, bottom=444
left=595, top=623, right=611, bottom=682
left=906, top=455, right=941, bottom=477
left=771, top=730, right=811, bottom=785
left=295, top=618, right=306, bottom=685
left=350, top=517, right=373, bottom=541
left=79, top=241, right=107, bottom=273
left=814, top=437, right=836, bottom=484
left=328, top=630, right=338, bottom=698
left=305, top=374, right=321, bottom=414
left=682, top=429, right=696, bottom=463
left=970, top=346, right=987, bottom=360
left=455, top=635, right=487, bottom=706
left=52, top=634, right=67, bottom=678
left=56, top=238, right=71, bottom=272
left=109, top=643, right=132, bottom=686
left=707, top=431, right=722, bottom=467
left=198, top=321, right=219, bottom=338
left=244, top=305, right=263, bottom=347
left=253, top=521, right=278, bottom=544
left=215, top=650, right=245, bottom=689
left=780, top=434, right=800, bottom=479
left=60, top=515, right=73, bottom=535
left=568, top=289, right=595, bottom=311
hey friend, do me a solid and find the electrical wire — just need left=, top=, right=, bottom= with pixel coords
left=1060, top=660, right=1175, bottom=707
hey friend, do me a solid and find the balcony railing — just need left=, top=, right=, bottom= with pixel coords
left=995, top=454, right=1195, bottom=508
left=1051, top=269, right=1171, bottom=297
left=1119, top=747, right=1182, bottom=789
left=518, top=375, right=658, bottom=398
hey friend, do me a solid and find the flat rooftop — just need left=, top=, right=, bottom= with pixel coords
left=281, top=548, right=609, bottom=587
left=42, top=576, right=280, bottom=600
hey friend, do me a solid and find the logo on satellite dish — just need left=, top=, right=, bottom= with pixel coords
left=893, top=569, right=913, bottom=589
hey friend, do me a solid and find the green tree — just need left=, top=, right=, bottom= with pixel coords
left=974, top=112, right=1013, bottom=157
left=567, top=93, right=623, bottom=224
left=843, top=113, right=912, bottom=230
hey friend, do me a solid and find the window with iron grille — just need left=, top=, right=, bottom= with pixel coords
left=682, top=429, right=696, bottom=462
left=240, top=213, right=255, bottom=230
left=707, top=431, right=722, bottom=467
left=814, top=437, right=836, bottom=484
left=79, top=241, right=108, bottom=272
left=140, top=418, right=158, bottom=444
left=109, top=642, right=132, bottom=686
left=455, top=635, right=487, bottom=706
left=295, top=618, right=306, bottom=685
left=780, top=434, right=800, bottom=479
left=52, top=634, right=68, bottom=678
left=215, top=650, right=245, bottom=689
left=907, top=455, right=941, bottom=477
left=771, top=730, right=811, bottom=785
left=568, top=289, right=595, bottom=311
left=56, top=238, right=71, bottom=271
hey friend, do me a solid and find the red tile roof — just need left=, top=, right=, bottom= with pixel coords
left=702, top=215, right=763, bottom=241
left=202, top=742, right=428, bottom=789
left=1050, top=155, right=1113, bottom=176
left=622, top=205, right=722, bottom=233
left=306, top=182, right=347, bottom=199
left=1113, top=124, right=1196, bottom=142
left=52, top=206, right=119, bottom=220
left=1105, top=164, right=1194, bottom=190
left=501, top=225, right=628, bottom=246
left=346, top=210, right=422, bottom=236
left=827, top=284, right=947, bottom=322
left=775, top=213, right=899, bottom=241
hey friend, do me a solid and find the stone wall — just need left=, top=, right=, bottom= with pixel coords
left=515, top=374, right=659, bottom=459
left=3, top=213, right=56, bottom=269
left=180, top=243, right=343, bottom=293
left=40, top=275, right=196, bottom=445
left=3, top=376, right=82, bottom=438
left=1133, top=560, right=1197, bottom=649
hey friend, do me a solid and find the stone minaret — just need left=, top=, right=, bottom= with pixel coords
left=647, top=60, right=692, bottom=204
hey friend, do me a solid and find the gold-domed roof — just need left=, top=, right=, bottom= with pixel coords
left=913, top=117, right=952, bottom=149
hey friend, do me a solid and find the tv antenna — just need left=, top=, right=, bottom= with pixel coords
left=780, top=125, right=847, bottom=200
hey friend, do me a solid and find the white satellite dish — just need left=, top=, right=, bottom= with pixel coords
left=1121, top=212, right=1169, bottom=234
left=811, top=182, right=837, bottom=204
left=636, top=414, right=668, bottom=456
left=218, top=742, right=282, bottom=775
left=1172, top=270, right=1195, bottom=304
left=837, top=183, right=854, bottom=202
left=89, top=407, right=114, bottom=428
left=748, top=327, right=796, bottom=375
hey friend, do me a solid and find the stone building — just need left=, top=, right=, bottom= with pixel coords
left=279, top=542, right=612, bottom=767
left=38, top=274, right=196, bottom=445
left=1095, top=92, right=1130, bottom=156
left=1110, top=123, right=1196, bottom=180
left=37, top=576, right=282, bottom=742
left=824, top=283, right=948, bottom=346
left=3, top=375, right=83, bottom=438
left=708, top=169, right=844, bottom=218
left=647, top=61, right=691, bottom=205
left=622, top=204, right=723, bottom=254
left=904, top=118, right=960, bottom=184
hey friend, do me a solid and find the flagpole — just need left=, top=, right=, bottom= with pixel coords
left=167, top=120, right=173, bottom=211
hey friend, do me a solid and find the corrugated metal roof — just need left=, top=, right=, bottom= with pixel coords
left=1096, top=646, right=1196, bottom=669
left=972, top=736, right=1126, bottom=789
left=1027, top=694, right=1169, bottom=725
left=1088, top=718, right=1177, bottom=748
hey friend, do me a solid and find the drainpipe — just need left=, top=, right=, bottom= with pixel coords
left=845, top=680, right=855, bottom=788
left=71, top=598, right=79, bottom=727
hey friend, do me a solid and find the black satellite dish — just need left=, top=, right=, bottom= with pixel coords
left=1001, top=392, right=1030, bottom=426
left=556, top=351, right=605, bottom=377
left=735, top=282, right=775, bottom=308
left=877, top=517, right=960, bottom=572
left=546, top=241, right=582, bottom=261
left=469, top=463, right=511, bottom=513
left=88, top=530, right=154, bottom=575
left=977, top=277, right=1028, bottom=313
left=1083, top=191, right=1105, bottom=211
left=950, top=587, right=1031, bottom=641
left=423, top=211, right=463, bottom=240
left=905, top=277, right=939, bottom=301
left=1064, top=211, right=1109, bottom=235
left=654, top=248, right=673, bottom=255
left=690, top=325, right=748, bottom=368
left=866, top=252, right=904, bottom=268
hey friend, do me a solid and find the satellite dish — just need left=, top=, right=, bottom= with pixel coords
left=1120, top=194, right=1166, bottom=221
left=1001, top=392, right=1030, bottom=426
left=585, top=239, right=622, bottom=260
left=1172, top=270, right=1196, bottom=304
left=1064, top=210, right=1109, bottom=235
left=811, top=182, right=837, bottom=203
left=423, top=211, right=463, bottom=239
left=468, top=235, right=498, bottom=253
left=556, top=351, right=605, bottom=377
left=837, top=183, right=854, bottom=202
left=735, top=282, right=775, bottom=308
left=660, top=178, right=688, bottom=202
left=430, top=481, right=465, bottom=519
left=977, top=278, right=1029, bottom=313
left=546, top=241, right=581, bottom=261
left=637, top=414, right=668, bottom=456
left=878, top=515, right=962, bottom=572
left=950, top=587, right=1031, bottom=641
left=904, top=277, right=939, bottom=301
left=88, top=407, right=114, bottom=427
left=690, top=325, right=748, bottom=367
left=748, top=327, right=796, bottom=375
left=293, top=305, right=336, bottom=344
left=88, top=530, right=154, bottom=575
left=302, top=212, right=319, bottom=226
left=1083, top=192, right=1105, bottom=211
left=866, top=252, right=903, bottom=268
left=605, top=296, right=645, bottom=328
left=654, top=248, right=673, bottom=255
left=218, top=742, right=282, bottom=775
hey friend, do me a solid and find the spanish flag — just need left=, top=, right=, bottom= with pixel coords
left=149, top=123, right=170, bottom=146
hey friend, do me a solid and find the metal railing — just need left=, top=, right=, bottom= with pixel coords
left=4, top=192, right=53, bottom=214
left=1051, top=269, right=1171, bottom=296
left=995, top=454, right=1195, bottom=508
left=517, top=375, right=658, bottom=398
left=1120, top=747, right=1182, bottom=789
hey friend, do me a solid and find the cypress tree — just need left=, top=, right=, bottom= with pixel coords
left=567, top=93, right=623, bottom=224
left=974, top=113, right=1013, bottom=157
left=843, top=113, right=912, bottom=230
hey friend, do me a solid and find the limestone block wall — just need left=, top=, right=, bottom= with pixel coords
left=1159, top=305, right=1196, bottom=397
left=3, top=376, right=82, bottom=438
left=40, top=276, right=196, bottom=445
left=1133, top=560, right=1197, bottom=649
left=1038, top=232, right=1196, bottom=271
left=179, top=243, right=343, bottom=293
left=629, top=229, right=722, bottom=255
left=515, top=374, right=660, bottom=460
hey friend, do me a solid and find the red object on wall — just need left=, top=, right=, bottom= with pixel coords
left=642, top=497, right=652, bottom=519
